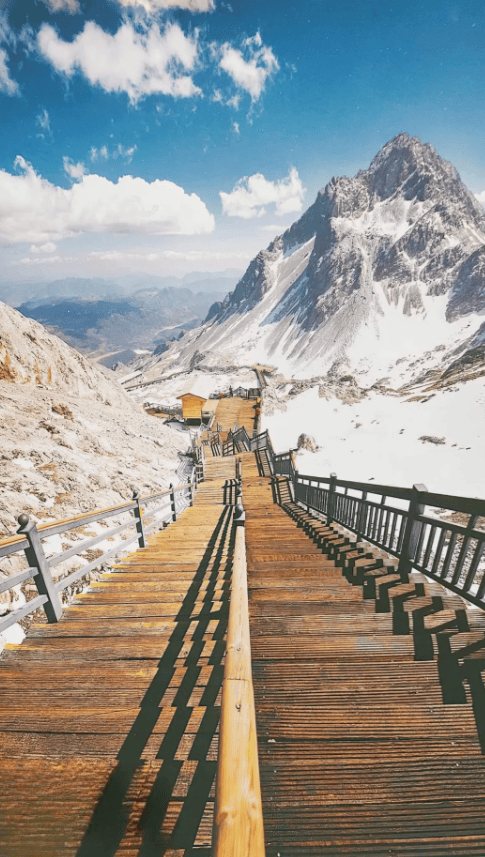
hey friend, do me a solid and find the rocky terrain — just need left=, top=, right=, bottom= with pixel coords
left=0, top=301, right=189, bottom=642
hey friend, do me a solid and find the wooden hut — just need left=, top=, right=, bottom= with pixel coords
left=177, top=392, right=207, bottom=423
left=177, top=379, right=215, bottom=424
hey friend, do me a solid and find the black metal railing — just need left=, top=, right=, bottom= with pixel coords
left=231, top=429, right=485, bottom=610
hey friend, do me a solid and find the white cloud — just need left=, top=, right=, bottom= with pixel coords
left=14, top=255, right=63, bottom=266
left=219, top=32, right=278, bottom=101
left=90, top=144, right=137, bottom=164
left=220, top=167, right=305, bottom=219
left=232, top=121, right=239, bottom=134
left=40, top=0, right=81, bottom=13
left=0, top=156, right=215, bottom=243
left=160, top=249, right=250, bottom=260
left=63, top=156, right=85, bottom=180
left=116, top=144, right=137, bottom=161
left=0, top=47, right=19, bottom=95
left=0, top=17, right=19, bottom=95
left=90, top=145, right=109, bottom=161
left=29, top=241, right=58, bottom=253
left=36, top=108, right=51, bottom=135
left=114, top=0, right=214, bottom=10
left=37, top=20, right=201, bottom=104
left=88, top=248, right=249, bottom=262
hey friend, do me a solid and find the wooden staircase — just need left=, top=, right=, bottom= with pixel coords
left=2, top=447, right=485, bottom=855
left=239, top=452, right=485, bottom=856
left=0, top=457, right=237, bottom=857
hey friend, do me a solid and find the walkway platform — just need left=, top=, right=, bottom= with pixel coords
left=240, top=451, right=485, bottom=856
left=0, top=456, right=236, bottom=857
left=2, top=448, right=485, bottom=855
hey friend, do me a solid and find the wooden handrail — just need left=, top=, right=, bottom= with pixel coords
left=213, top=513, right=265, bottom=857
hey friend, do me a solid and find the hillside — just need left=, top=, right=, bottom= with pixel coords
left=0, top=301, right=188, bottom=639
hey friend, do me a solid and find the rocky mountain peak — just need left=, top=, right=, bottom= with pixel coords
left=189, top=134, right=485, bottom=383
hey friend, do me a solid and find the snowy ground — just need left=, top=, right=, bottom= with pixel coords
left=127, top=366, right=259, bottom=409
left=264, top=377, right=485, bottom=499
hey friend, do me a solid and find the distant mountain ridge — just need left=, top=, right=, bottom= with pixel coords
left=0, top=270, right=242, bottom=307
left=162, top=133, right=485, bottom=385
left=15, top=281, right=236, bottom=355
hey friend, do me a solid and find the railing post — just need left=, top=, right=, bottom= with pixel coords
left=169, top=483, right=177, bottom=522
left=327, top=473, right=337, bottom=524
left=397, top=483, right=428, bottom=579
left=357, top=490, right=368, bottom=540
left=188, top=477, right=194, bottom=507
left=132, top=490, right=147, bottom=548
left=17, top=514, right=63, bottom=623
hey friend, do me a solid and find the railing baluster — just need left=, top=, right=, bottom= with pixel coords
left=431, top=528, right=448, bottom=577
left=463, top=540, right=485, bottom=594
left=451, top=515, right=479, bottom=587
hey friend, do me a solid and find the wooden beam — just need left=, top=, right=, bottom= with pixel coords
left=213, top=522, right=266, bottom=857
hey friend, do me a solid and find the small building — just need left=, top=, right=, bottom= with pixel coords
left=178, top=392, right=207, bottom=423
left=177, top=379, right=218, bottom=424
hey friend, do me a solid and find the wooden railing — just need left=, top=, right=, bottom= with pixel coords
left=213, top=501, right=265, bottom=857
left=0, top=477, right=196, bottom=634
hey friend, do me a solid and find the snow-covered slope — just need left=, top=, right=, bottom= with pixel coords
left=160, top=133, right=485, bottom=385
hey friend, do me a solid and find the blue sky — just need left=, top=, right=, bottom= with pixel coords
left=1, top=0, right=485, bottom=286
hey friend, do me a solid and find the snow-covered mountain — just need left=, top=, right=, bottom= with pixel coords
left=162, top=133, right=485, bottom=385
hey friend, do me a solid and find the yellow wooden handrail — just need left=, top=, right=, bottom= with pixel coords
left=213, top=515, right=265, bottom=856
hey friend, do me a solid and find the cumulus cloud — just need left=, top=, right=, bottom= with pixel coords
left=220, top=167, right=305, bottom=219
left=219, top=32, right=278, bottom=102
left=40, top=0, right=81, bottom=13
left=37, top=20, right=201, bottom=104
left=114, top=0, right=214, bottom=10
left=63, top=156, right=85, bottom=180
left=0, top=156, right=215, bottom=243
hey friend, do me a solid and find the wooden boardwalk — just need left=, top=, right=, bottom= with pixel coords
left=0, top=456, right=236, bottom=857
left=239, top=451, right=485, bottom=856
left=2, top=440, right=485, bottom=855
left=213, top=395, right=259, bottom=436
